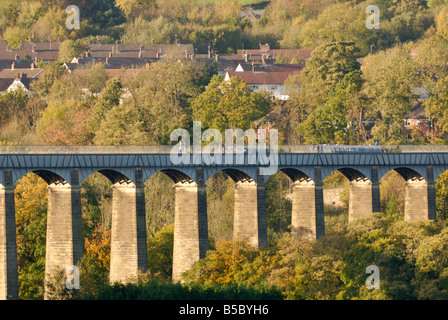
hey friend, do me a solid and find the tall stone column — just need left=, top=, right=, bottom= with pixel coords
left=45, top=178, right=83, bottom=297
left=403, top=166, right=436, bottom=222
left=290, top=167, right=324, bottom=241
left=172, top=168, right=208, bottom=282
left=233, top=177, right=267, bottom=248
left=0, top=169, right=18, bottom=300
left=110, top=176, right=148, bottom=284
left=348, top=180, right=374, bottom=222
left=404, top=180, right=430, bottom=222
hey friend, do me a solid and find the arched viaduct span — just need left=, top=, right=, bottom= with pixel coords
left=0, top=146, right=447, bottom=299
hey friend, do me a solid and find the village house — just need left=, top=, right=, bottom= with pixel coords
left=224, top=62, right=304, bottom=100
left=0, top=61, right=43, bottom=95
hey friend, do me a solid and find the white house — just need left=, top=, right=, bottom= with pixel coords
left=224, top=63, right=303, bottom=100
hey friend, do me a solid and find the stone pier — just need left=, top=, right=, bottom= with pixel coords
left=290, top=167, right=325, bottom=241
left=44, top=182, right=83, bottom=297
left=291, top=180, right=325, bottom=240
left=0, top=170, right=18, bottom=300
left=404, top=181, right=436, bottom=222
left=233, top=179, right=267, bottom=247
left=172, top=180, right=208, bottom=282
left=348, top=180, right=374, bottom=222
left=110, top=182, right=148, bottom=283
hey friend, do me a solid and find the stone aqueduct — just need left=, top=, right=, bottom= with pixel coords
left=1, top=145, right=447, bottom=299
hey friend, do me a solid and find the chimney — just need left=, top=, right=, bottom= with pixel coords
left=106, top=57, right=110, bottom=64
left=14, top=54, right=19, bottom=60
left=6, top=45, right=10, bottom=51
left=116, top=45, right=120, bottom=53
left=32, top=45, right=36, bottom=53
left=262, top=54, right=265, bottom=65
left=31, top=62, right=34, bottom=69
left=244, top=54, right=248, bottom=62
left=11, top=62, right=15, bottom=70
left=109, top=52, right=113, bottom=58
left=86, top=49, right=91, bottom=57
left=139, top=44, right=143, bottom=58
left=215, top=54, right=219, bottom=62
left=176, top=39, right=180, bottom=45
left=152, top=39, right=154, bottom=44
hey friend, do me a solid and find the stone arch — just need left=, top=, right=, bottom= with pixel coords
left=204, top=167, right=256, bottom=185
left=324, top=167, right=376, bottom=223
left=206, top=168, right=255, bottom=184
left=79, top=168, right=135, bottom=186
left=324, top=167, right=371, bottom=183
left=391, top=167, right=426, bottom=183
left=159, top=169, right=195, bottom=185
left=143, top=168, right=196, bottom=185
left=279, top=168, right=313, bottom=183
left=383, top=167, right=435, bottom=222
left=205, top=167, right=266, bottom=248
left=14, top=169, right=70, bottom=186
left=277, top=168, right=324, bottom=240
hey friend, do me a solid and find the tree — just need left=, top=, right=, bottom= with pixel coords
left=293, top=42, right=364, bottom=144
left=361, top=44, right=417, bottom=143
left=125, top=59, right=202, bottom=144
left=147, top=224, right=174, bottom=279
left=297, top=3, right=379, bottom=56
left=87, top=76, right=123, bottom=136
left=58, top=39, right=88, bottom=63
left=15, top=173, right=48, bottom=299
left=192, top=74, right=270, bottom=132
left=36, top=99, right=91, bottom=145
left=299, top=41, right=361, bottom=108
left=85, top=63, right=109, bottom=94
left=115, top=0, right=155, bottom=19
left=31, top=61, right=66, bottom=98
left=122, top=16, right=182, bottom=45
left=92, top=102, right=149, bottom=146
left=424, top=75, right=448, bottom=138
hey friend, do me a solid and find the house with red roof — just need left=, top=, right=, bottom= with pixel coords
left=224, top=62, right=304, bottom=100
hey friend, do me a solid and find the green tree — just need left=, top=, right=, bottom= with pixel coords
left=58, top=39, right=88, bottom=63
left=299, top=41, right=361, bottom=108
left=147, top=224, right=174, bottom=279
left=31, top=61, right=66, bottom=98
left=192, top=74, right=270, bottom=132
left=36, top=99, right=91, bottom=145
left=15, top=173, right=48, bottom=299
left=125, top=59, right=201, bottom=144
